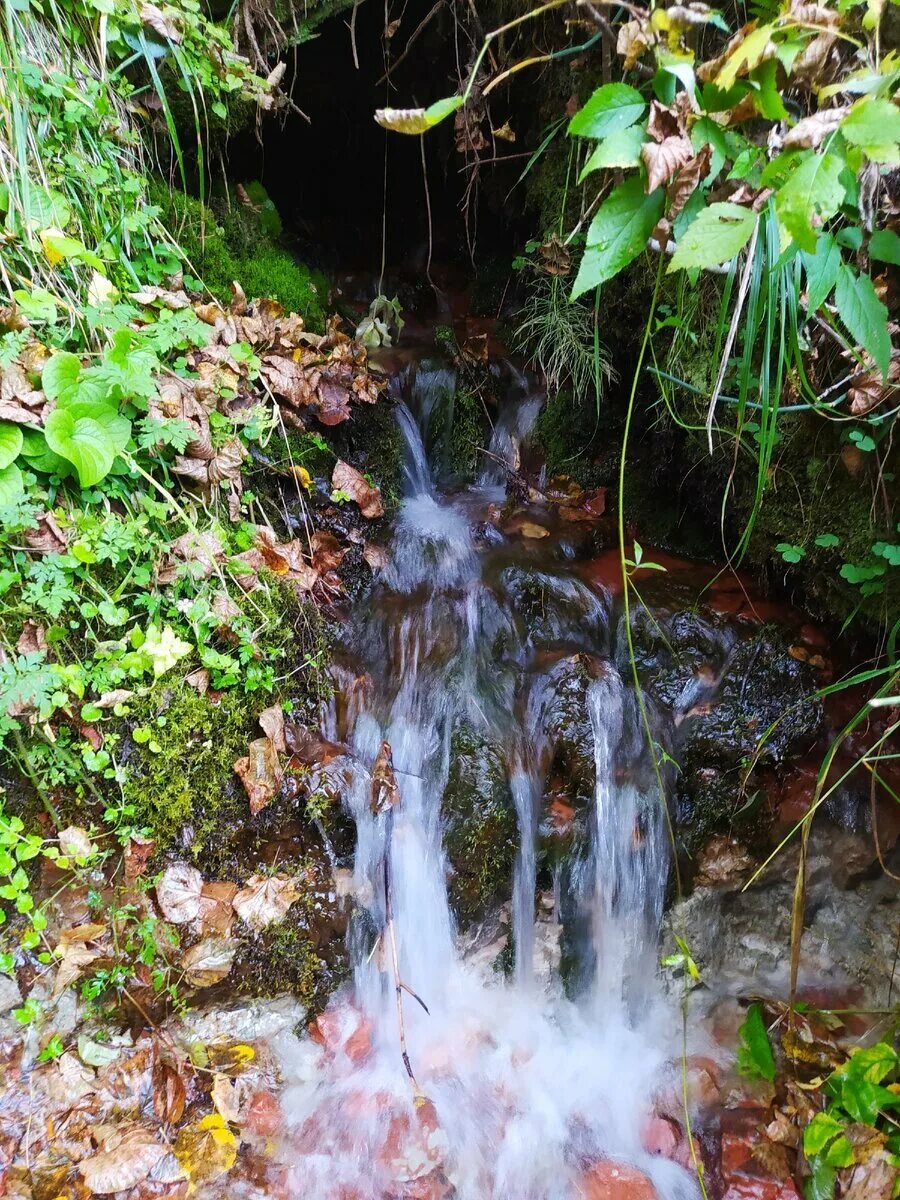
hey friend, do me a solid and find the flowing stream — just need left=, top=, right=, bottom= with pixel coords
left=278, top=360, right=696, bottom=1200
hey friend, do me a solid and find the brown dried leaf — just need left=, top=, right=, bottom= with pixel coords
left=332, top=459, right=384, bottom=519
left=641, top=136, right=694, bottom=193
left=16, top=621, right=46, bottom=655
left=129, top=285, right=191, bottom=310
left=647, top=101, right=683, bottom=143
left=54, top=943, right=101, bottom=996
left=59, top=825, right=94, bottom=859
left=234, top=736, right=283, bottom=814
left=315, top=377, right=353, bottom=425
left=140, top=2, right=181, bottom=40
left=25, top=511, right=68, bottom=554
left=791, top=33, right=837, bottom=86
left=363, top=543, right=390, bottom=572
left=617, top=18, right=652, bottom=68
left=311, top=531, right=346, bottom=574
left=783, top=106, right=848, bottom=150
left=667, top=144, right=713, bottom=220
left=843, top=1151, right=896, bottom=1200
left=258, top=704, right=286, bottom=753
left=261, top=354, right=317, bottom=407
left=152, top=1058, right=186, bottom=1124
left=538, top=235, right=571, bottom=277
left=230, top=281, right=248, bottom=316
left=80, top=1126, right=167, bottom=1193
left=232, top=873, right=300, bottom=930
left=198, top=880, right=237, bottom=937
left=181, top=936, right=235, bottom=987
left=124, top=836, right=156, bottom=884
left=208, top=438, right=246, bottom=485
left=156, top=862, right=204, bottom=924
left=848, top=353, right=900, bottom=415
left=185, top=667, right=210, bottom=694
left=371, top=740, right=401, bottom=814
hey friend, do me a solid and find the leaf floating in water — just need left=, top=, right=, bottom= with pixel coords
left=375, top=95, right=464, bottom=134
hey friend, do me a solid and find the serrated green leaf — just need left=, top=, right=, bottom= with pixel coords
left=802, top=233, right=842, bottom=312
left=869, top=229, right=900, bottom=266
left=841, top=96, right=900, bottom=164
left=834, top=264, right=891, bottom=378
left=571, top=178, right=663, bottom=298
left=0, top=422, right=23, bottom=470
left=578, top=126, right=646, bottom=179
left=775, top=152, right=845, bottom=253
left=669, top=202, right=757, bottom=272
left=568, top=83, right=646, bottom=139
left=804, top=1112, right=844, bottom=1156
left=736, top=1002, right=776, bottom=1082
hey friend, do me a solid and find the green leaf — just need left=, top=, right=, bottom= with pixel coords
left=44, top=409, right=117, bottom=488
left=775, top=152, right=845, bottom=253
left=691, top=117, right=729, bottom=180
left=802, top=233, right=842, bottom=312
left=571, top=178, right=663, bottom=298
left=870, top=229, right=900, bottom=266
left=736, top=1002, right=776, bottom=1082
left=19, top=428, right=73, bottom=477
left=568, top=83, right=646, bottom=139
left=0, top=421, right=23, bottom=470
left=42, top=352, right=83, bottom=404
left=804, top=1112, right=844, bottom=1157
left=0, top=463, right=24, bottom=504
left=834, top=264, right=891, bottom=378
left=804, top=1158, right=835, bottom=1200
left=841, top=97, right=900, bottom=164
left=578, top=126, right=646, bottom=180
left=776, top=542, right=805, bottom=563
left=815, top=533, right=840, bottom=548
left=749, top=59, right=788, bottom=120
left=669, top=202, right=758, bottom=272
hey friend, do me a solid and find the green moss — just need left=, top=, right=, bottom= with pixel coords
left=534, top=388, right=608, bottom=490
left=442, top=724, right=517, bottom=928
left=154, top=184, right=328, bottom=329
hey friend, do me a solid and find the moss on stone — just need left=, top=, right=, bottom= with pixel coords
left=153, top=184, right=328, bottom=328
left=442, top=723, right=517, bottom=928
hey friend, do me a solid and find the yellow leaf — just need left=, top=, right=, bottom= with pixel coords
left=39, top=227, right=67, bottom=266
left=206, top=1041, right=256, bottom=1072
left=296, top=465, right=312, bottom=491
left=174, top=1113, right=237, bottom=1189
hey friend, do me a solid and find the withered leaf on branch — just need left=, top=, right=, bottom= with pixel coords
left=332, top=459, right=384, bottom=519
left=140, top=2, right=181, bottom=40
left=783, top=106, right=849, bottom=150
left=371, top=740, right=401, bottom=814
left=641, top=136, right=694, bottom=193
left=667, top=144, right=713, bottom=220
left=646, top=100, right=684, bottom=143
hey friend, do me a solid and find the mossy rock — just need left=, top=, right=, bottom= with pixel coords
left=442, top=723, right=517, bottom=928
left=152, top=184, right=328, bottom=329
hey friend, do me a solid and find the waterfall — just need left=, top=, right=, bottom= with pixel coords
left=279, top=363, right=695, bottom=1200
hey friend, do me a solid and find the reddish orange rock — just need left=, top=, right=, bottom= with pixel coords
left=247, top=1089, right=282, bottom=1137
left=577, top=1160, right=657, bottom=1200
left=308, top=1003, right=373, bottom=1064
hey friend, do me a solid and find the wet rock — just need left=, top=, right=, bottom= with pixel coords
left=308, top=1002, right=372, bottom=1064
left=576, top=1159, right=657, bottom=1200
left=442, top=723, right=517, bottom=929
left=720, top=1107, right=802, bottom=1200
left=171, top=995, right=304, bottom=1048
left=0, top=973, right=22, bottom=1016
left=694, top=837, right=754, bottom=887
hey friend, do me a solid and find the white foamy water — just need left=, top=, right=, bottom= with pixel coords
left=274, top=368, right=698, bottom=1200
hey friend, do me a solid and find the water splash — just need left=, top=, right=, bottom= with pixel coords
left=277, top=363, right=696, bottom=1200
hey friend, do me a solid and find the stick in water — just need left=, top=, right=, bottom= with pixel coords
left=371, top=740, right=429, bottom=1095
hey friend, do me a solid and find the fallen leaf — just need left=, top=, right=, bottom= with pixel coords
left=332, top=460, right=384, bottom=519
left=16, top=621, right=46, bottom=655
left=185, top=667, right=211, bottom=694
left=363, top=543, right=389, bottom=572
left=80, top=1126, right=167, bottom=1193
left=174, top=1113, right=237, bottom=1188
left=156, top=862, right=204, bottom=924
left=153, top=1057, right=186, bottom=1124
left=181, top=936, right=235, bottom=987
left=58, top=826, right=93, bottom=860
left=140, top=2, right=181, bottom=40
left=232, top=873, right=300, bottom=930
left=211, top=1073, right=256, bottom=1125
left=54, top=943, right=101, bottom=996
left=315, top=377, right=353, bottom=425
left=234, top=735, right=284, bottom=815
left=198, top=880, right=238, bottom=937
left=124, top=835, right=156, bottom=884
left=311, top=531, right=345, bottom=574
left=25, top=511, right=68, bottom=554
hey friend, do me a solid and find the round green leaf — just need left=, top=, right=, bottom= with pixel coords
left=0, top=462, right=25, bottom=504
left=63, top=402, right=131, bottom=453
left=19, top=427, right=74, bottom=477
left=0, top=422, right=23, bottom=470
left=568, top=83, right=646, bottom=139
left=44, top=408, right=118, bottom=487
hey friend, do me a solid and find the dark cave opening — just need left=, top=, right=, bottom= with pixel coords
left=226, top=0, right=531, bottom=289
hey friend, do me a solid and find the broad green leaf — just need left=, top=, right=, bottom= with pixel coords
left=691, top=117, right=729, bottom=180
left=44, top=409, right=118, bottom=488
left=870, top=228, right=900, bottom=265
left=750, top=59, right=788, bottom=120
left=13, top=184, right=71, bottom=230
left=844, top=1042, right=898, bottom=1085
left=578, top=126, right=646, bottom=179
left=804, top=1112, right=844, bottom=1157
left=19, top=428, right=73, bottom=476
left=63, top=402, right=131, bottom=454
left=716, top=23, right=776, bottom=90
left=805, top=1155, right=836, bottom=1200
left=774, top=151, right=845, bottom=253
left=42, top=352, right=83, bottom=404
left=571, top=178, right=663, bottom=299
left=0, top=463, right=24, bottom=504
left=0, top=422, right=23, bottom=470
left=669, top=202, right=758, bottom=272
left=841, top=97, right=900, bottom=164
left=735, top=1002, right=776, bottom=1082
left=834, top=264, right=891, bottom=378
left=568, top=83, right=646, bottom=139
left=374, top=95, right=463, bottom=134
left=802, top=233, right=842, bottom=311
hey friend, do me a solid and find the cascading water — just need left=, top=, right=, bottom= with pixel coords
left=276, top=361, right=697, bottom=1200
